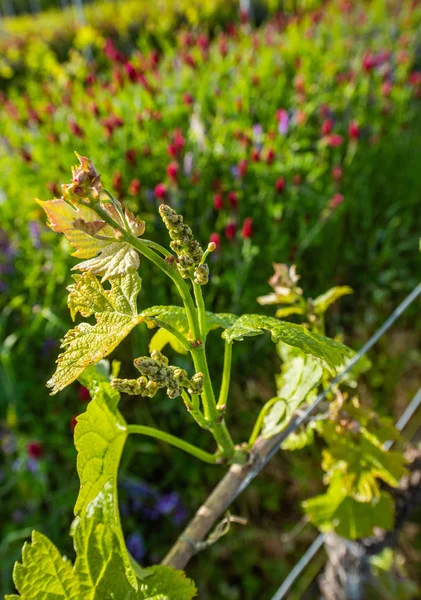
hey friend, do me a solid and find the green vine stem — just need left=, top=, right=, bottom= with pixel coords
left=217, top=341, right=232, bottom=410
left=193, top=282, right=208, bottom=341
left=152, top=317, right=191, bottom=352
left=90, top=200, right=201, bottom=341
left=247, top=397, right=287, bottom=448
left=127, top=425, right=219, bottom=464
left=91, top=197, right=239, bottom=461
left=181, top=390, right=209, bottom=429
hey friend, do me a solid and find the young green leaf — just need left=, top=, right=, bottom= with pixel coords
left=5, top=531, right=81, bottom=600
left=138, top=565, right=197, bottom=600
left=37, top=198, right=144, bottom=281
left=313, top=286, right=353, bottom=315
left=73, top=380, right=137, bottom=588
left=303, top=476, right=395, bottom=539
left=262, top=345, right=323, bottom=438
left=141, top=306, right=238, bottom=353
left=275, top=306, right=305, bottom=318
left=47, top=271, right=143, bottom=394
left=222, top=314, right=352, bottom=373
left=318, top=420, right=407, bottom=501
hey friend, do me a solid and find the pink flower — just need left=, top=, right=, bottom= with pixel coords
left=362, top=52, right=376, bottom=72
left=238, top=159, right=248, bottom=178
left=294, top=74, right=305, bottom=94
left=78, top=386, right=91, bottom=403
left=112, top=171, right=123, bottom=194
left=348, top=120, right=360, bottom=140
left=219, top=36, right=228, bottom=58
left=225, top=222, right=237, bottom=240
left=241, top=217, right=253, bottom=239
left=183, top=93, right=194, bottom=106
left=167, top=162, right=179, bottom=180
left=329, top=193, right=344, bottom=209
left=275, top=177, right=286, bottom=194
left=409, top=71, right=421, bottom=86
left=125, top=148, right=137, bottom=166
left=210, top=232, right=220, bottom=250
left=129, top=179, right=141, bottom=196
left=251, top=149, right=260, bottom=162
left=173, top=129, right=185, bottom=152
left=69, top=120, right=84, bottom=138
left=124, top=62, right=138, bottom=83
left=27, top=442, right=44, bottom=459
left=321, top=119, right=334, bottom=136
left=213, top=193, right=223, bottom=211
left=381, top=81, right=392, bottom=97
left=331, top=165, right=343, bottom=181
left=326, top=134, right=344, bottom=147
left=228, top=191, right=238, bottom=209
left=266, top=148, right=276, bottom=165
left=154, top=183, right=167, bottom=199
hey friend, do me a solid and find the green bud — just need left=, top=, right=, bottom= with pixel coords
left=193, top=264, right=209, bottom=285
left=187, top=372, right=204, bottom=395
left=144, top=380, right=159, bottom=398
left=111, top=377, right=148, bottom=395
left=159, top=204, right=204, bottom=279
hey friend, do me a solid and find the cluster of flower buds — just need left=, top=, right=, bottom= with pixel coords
left=111, top=350, right=204, bottom=399
left=159, top=205, right=208, bottom=283
left=61, top=153, right=102, bottom=203
left=111, top=376, right=158, bottom=398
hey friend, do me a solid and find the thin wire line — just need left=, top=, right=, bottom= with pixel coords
left=269, top=384, right=421, bottom=600
left=384, top=386, right=421, bottom=450
left=271, top=534, right=326, bottom=600
left=235, top=283, right=421, bottom=499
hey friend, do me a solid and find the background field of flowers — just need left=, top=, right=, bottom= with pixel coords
left=0, top=0, right=420, bottom=597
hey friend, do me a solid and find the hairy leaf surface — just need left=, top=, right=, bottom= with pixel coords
left=222, top=314, right=352, bottom=373
left=48, top=272, right=143, bottom=394
left=37, top=198, right=144, bottom=280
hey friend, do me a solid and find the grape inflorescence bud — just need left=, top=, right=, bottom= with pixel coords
left=159, top=205, right=206, bottom=281
left=111, top=350, right=204, bottom=399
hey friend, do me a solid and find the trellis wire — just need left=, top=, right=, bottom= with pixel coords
left=270, top=384, right=421, bottom=600
left=271, top=533, right=326, bottom=600
left=235, top=282, right=421, bottom=501
left=269, top=378, right=421, bottom=600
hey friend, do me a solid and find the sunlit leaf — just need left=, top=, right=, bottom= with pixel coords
left=142, top=306, right=238, bottom=351
left=313, top=286, right=353, bottom=314
left=48, top=271, right=143, bottom=394
left=318, top=420, right=407, bottom=501
left=275, top=306, right=305, bottom=318
left=303, top=475, right=395, bottom=539
left=262, top=344, right=323, bottom=438
left=5, top=531, right=80, bottom=600
left=222, top=314, right=352, bottom=373
left=37, top=198, right=144, bottom=281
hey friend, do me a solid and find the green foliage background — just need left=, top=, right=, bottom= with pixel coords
left=0, top=0, right=421, bottom=597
